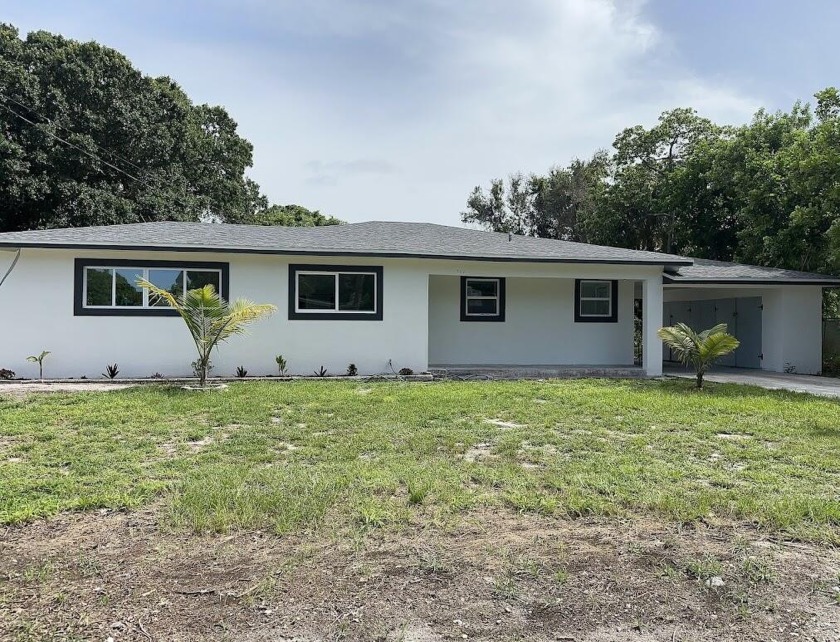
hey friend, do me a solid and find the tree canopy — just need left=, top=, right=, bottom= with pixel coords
left=251, top=204, right=342, bottom=227
left=0, top=25, right=341, bottom=231
left=463, top=88, right=840, bottom=277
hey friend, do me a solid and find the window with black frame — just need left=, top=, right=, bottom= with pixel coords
left=289, top=264, right=383, bottom=320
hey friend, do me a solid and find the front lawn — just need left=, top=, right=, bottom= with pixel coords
left=2, top=379, right=840, bottom=541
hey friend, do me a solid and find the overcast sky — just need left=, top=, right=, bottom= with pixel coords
left=5, top=0, right=839, bottom=224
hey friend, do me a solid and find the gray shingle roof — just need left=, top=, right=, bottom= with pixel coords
left=664, top=258, right=840, bottom=285
left=0, top=221, right=692, bottom=266
left=2, top=222, right=837, bottom=284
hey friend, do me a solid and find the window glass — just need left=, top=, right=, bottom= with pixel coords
left=186, top=270, right=221, bottom=294
left=581, top=281, right=610, bottom=299
left=580, top=299, right=611, bottom=316
left=86, top=268, right=113, bottom=306
left=148, top=269, right=184, bottom=306
left=466, top=279, right=498, bottom=297
left=467, top=298, right=498, bottom=315
left=298, top=273, right=336, bottom=310
left=338, top=273, right=375, bottom=311
left=114, top=268, right=143, bottom=306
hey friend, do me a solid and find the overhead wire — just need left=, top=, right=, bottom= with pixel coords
left=0, top=90, right=205, bottom=223
left=1, top=92, right=148, bottom=176
left=0, top=101, right=144, bottom=184
left=0, top=84, right=243, bottom=225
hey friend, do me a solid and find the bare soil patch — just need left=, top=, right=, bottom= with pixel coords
left=3, top=509, right=840, bottom=641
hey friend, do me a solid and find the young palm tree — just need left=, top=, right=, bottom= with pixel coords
left=657, top=322, right=740, bottom=389
left=138, top=280, right=276, bottom=387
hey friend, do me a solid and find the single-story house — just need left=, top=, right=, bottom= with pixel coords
left=0, top=221, right=837, bottom=379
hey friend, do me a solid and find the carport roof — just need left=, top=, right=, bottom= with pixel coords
left=664, top=258, right=840, bottom=286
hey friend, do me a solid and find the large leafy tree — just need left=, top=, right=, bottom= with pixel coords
left=461, top=154, right=608, bottom=240
left=582, top=108, right=720, bottom=253
left=253, top=204, right=343, bottom=227
left=463, top=89, right=840, bottom=279
left=0, top=24, right=266, bottom=231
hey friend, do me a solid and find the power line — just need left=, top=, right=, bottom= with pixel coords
left=1, top=92, right=148, bottom=176
left=0, top=102, right=143, bottom=183
left=0, top=101, right=154, bottom=222
left=0, top=89, right=229, bottom=224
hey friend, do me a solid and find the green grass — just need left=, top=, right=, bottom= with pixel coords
left=2, top=379, right=840, bottom=541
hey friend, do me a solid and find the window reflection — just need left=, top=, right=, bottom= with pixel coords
left=115, top=268, right=143, bottom=306
left=148, top=269, right=184, bottom=306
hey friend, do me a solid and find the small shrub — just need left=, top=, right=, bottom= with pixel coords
left=102, top=363, right=119, bottom=379
left=313, top=366, right=328, bottom=377
left=0, top=368, right=15, bottom=380
left=399, top=367, right=414, bottom=376
left=346, top=363, right=358, bottom=376
left=657, top=323, right=739, bottom=389
left=235, top=366, right=248, bottom=378
left=138, top=279, right=276, bottom=387
left=150, top=372, right=164, bottom=379
left=275, top=354, right=288, bottom=376
left=26, top=350, right=50, bottom=379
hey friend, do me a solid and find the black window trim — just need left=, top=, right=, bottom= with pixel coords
left=74, top=258, right=230, bottom=317
left=574, top=279, right=618, bottom=323
left=288, top=264, right=383, bottom=321
left=460, top=276, right=506, bottom=322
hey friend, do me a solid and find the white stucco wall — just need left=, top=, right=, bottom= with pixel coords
left=427, top=269, right=641, bottom=367
left=0, top=249, right=668, bottom=378
left=0, top=249, right=429, bottom=378
left=664, top=285, right=824, bottom=374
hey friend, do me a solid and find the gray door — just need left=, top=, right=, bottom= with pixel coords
left=714, top=299, right=738, bottom=367
left=693, top=299, right=716, bottom=333
left=734, top=297, right=762, bottom=368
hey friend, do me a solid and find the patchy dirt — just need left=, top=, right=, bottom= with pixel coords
left=3, top=510, right=840, bottom=641
left=483, top=418, right=526, bottom=430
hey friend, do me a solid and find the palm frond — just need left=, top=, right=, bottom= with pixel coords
left=697, top=323, right=729, bottom=341
left=136, top=278, right=276, bottom=385
left=658, top=321, right=740, bottom=388
left=698, top=332, right=740, bottom=361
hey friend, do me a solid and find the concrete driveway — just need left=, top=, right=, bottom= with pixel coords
left=664, top=365, right=840, bottom=398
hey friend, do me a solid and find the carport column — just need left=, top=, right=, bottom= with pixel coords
left=642, top=277, right=663, bottom=376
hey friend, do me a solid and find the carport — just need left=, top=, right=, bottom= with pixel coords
left=662, top=259, right=840, bottom=375
left=664, top=296, right=761, bottom=368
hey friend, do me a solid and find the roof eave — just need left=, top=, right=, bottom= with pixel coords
left=664, top=277, right=840, bottom=286
left=0, top=241, right=693, bottom=266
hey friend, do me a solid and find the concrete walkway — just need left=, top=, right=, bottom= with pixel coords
left=664, top=365, right=840, bottom=398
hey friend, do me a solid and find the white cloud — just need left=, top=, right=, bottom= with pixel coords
left=5, top=0, right=763, bottom=223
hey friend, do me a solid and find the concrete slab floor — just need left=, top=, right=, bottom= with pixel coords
left=664, top=365, right=840, bottom=398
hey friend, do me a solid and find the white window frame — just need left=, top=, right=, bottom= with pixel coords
left=578, top=279, right=613, bottom=318
left=464, top=277, right=501, bottom=317
left=82, top=266, right=223, bottom=310
left=294, top=270, right=378, bottom=314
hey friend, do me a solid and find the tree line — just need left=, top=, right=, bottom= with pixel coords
left=463, top=89, right=840, bottom=276
left=0, top=24, right=340, bottom=232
